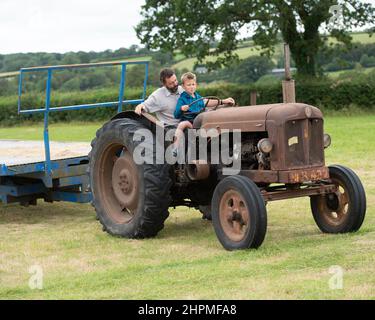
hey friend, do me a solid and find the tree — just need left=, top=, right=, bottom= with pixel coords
left=136, top=0, right=375, bottom=77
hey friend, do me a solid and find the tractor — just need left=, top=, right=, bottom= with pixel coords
left=88, top=45, right=366, bottom=250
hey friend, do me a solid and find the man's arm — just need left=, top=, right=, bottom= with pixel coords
left=135, top=92, right=160, bottom=115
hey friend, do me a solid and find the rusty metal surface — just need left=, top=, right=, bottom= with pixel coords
left=238, top=166, right=329, bottom=184
left=193, top=102, right=322, bottom=134
left=112, top=152, right=139, bottom=211
left=278, top=166, right=329, bottom=183
left=186, top=160, right=210, bottom=181
left=267, top=113, right=325, bottom=171
left=94, top=143, right=137, bottom=225
left=314, top=176, right=350, bottom=227
left=193, top=103, right=279, bottom=131
left=238, top=170, right=278, bottom=183
left=219, top=189, right=249, bottom=242
left=261, top=183, right=337, bottom=202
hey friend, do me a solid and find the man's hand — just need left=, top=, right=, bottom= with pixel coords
left=135, top=104, right=145, bottom=115
left=222, top=97, right=235, bottom=106
left=181, top=105, right=189, bottom=112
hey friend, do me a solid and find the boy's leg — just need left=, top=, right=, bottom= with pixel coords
left=173, top=121, right=193, bottom=149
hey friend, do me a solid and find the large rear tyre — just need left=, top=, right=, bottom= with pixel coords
left=310, top=165, right=366, bottom=233
left=212, top=176, right=267, bottom=250
left=88, top=118, right=172, bottom=238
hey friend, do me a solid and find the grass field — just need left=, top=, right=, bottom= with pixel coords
left=172, top=32, right=374, bottom=70
left=0, top=114, right=374, bottom=299
left=326, top=66, right=375, bottom=79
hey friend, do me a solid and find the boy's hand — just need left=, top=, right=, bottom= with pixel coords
left=181, top=105, right=189, bottom=111
left=222, top=98, right=235, bottom=106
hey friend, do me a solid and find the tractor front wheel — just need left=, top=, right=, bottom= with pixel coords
left=310, top=165, right=366, bottom=233
left=211, top=176, right=267, bottom=250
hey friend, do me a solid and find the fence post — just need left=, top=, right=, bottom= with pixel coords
left=250, top=90, right=257, bottom=106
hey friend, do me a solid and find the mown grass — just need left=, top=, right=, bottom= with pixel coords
left=0, top=114, right=374, bottom=299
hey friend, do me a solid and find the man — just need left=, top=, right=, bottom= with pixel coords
left=135, top=68, right=183, bottom=127
left=135, top=68, right=235, bottom=127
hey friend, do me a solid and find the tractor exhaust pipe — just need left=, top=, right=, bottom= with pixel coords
left=282, top=44, right=296, bottom=103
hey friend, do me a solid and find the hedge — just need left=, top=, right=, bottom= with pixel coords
left=0, top=80, right=374, bottom=126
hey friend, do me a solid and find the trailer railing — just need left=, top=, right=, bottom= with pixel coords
left=17, top=60, right=149, bottom=187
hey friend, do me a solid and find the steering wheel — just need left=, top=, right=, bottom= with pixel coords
left=182, top=96, right=222, bottom=117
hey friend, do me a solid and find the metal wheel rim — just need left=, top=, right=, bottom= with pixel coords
left=95, top=143, right=139, bottom=224
left=219, top=189, right=250, bottom=242
left=317, top=178, right=350, bottom=227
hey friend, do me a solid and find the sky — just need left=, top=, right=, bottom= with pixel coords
left=0, top=0, right=146, bottom=54
left=1, top=0, right=374, bottom=55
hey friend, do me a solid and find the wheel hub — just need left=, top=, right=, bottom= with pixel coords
left=119, top=169, right=133, bottom=194
left=318, top=180, right=349, bottom=226
left=219, top=191, right=249, bottom=242
left=111, top=153, right=139, bottom=210
left=326, top=193, right=339, bottom=211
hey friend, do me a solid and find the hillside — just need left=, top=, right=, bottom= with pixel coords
left=172, top=32, right=374, bottom=70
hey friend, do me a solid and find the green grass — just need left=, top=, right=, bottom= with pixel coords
left=0, top=114, right=374, bottom=299
left=0, top=122, right=105, bottom=142
left=172, top=32, right=374, bottom=71
left=172, top=46, right=264, bottom=70
left=326, top=66, right=375, bottom=79
left=327, top=32, right=375, bottom=45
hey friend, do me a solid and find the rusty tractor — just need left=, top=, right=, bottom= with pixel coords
left=88, top=45, right=366, bottom=250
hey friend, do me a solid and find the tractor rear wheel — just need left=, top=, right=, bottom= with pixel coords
left=310, top=165, right=366, bottom=233
left=212, top=175, right=267, bottom=250
left=88, top=118, right=172, bottom=238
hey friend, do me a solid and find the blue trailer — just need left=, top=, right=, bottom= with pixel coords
left=0, top=60, right=149, bottom=206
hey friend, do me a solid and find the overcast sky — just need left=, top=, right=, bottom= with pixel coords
left=1, top=0, right=374, bottom=55
left=0, top=0, right=146, bottom=54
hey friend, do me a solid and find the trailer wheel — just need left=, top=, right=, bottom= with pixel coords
left=88, top=118, right=172, bottom=238
left=310, top=165, right=366, bottom=233
left=212, top=176, right=267, bottom=250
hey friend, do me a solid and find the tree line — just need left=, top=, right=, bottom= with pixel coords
left=1, top=41, right=375, bottom=97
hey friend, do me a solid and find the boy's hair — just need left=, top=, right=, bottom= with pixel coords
left=159, top=68, right=176, bottom=84
left=181, top=72, right=197, bottom=84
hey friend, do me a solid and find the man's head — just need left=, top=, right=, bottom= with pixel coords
left=181, top=72, right=197, bottom=96
left=160, top=68, right=179, bottom=94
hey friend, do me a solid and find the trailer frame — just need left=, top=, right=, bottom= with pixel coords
left=0, top=60, right=149, bottom=205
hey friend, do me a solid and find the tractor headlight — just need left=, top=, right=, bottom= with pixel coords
left=323, top=133, right=331, bottom=149
left=257, top=138, right=273, bottom=154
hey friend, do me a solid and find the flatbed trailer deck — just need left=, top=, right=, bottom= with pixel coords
left=0, top=60, right=149, bottom=206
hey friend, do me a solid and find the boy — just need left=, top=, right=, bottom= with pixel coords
left=172, top=72, right=235, bottom=156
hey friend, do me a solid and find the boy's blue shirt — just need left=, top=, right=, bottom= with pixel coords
left=174, top=91, right=205, bottom=121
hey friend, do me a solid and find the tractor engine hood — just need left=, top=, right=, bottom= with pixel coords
left=193, top=103, right=323, bottom=132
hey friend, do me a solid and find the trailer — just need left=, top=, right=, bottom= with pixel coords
left=0, top=60, right=149, bottom=206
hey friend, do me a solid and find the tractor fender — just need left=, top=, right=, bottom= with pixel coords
left=111, top=111, right=161, bottom=131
